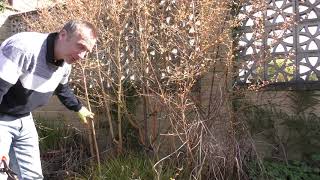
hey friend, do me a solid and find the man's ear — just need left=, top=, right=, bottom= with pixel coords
left=59, top=29, right=68, bottom=40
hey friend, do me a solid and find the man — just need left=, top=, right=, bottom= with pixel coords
left=0, top=20, right=97, bottom=179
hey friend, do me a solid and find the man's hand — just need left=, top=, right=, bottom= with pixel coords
left=77, top=106, right=94, bottom=124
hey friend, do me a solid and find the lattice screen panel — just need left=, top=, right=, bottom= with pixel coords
left=237, top=0, right=320, bottom=85
left=9, top=11, right=39, bottom=35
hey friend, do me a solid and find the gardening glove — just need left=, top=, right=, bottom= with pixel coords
left=77, top=106, right=94, bottom=124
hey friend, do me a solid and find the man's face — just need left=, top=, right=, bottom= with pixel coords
left=59, top=27, right=97, bottom=64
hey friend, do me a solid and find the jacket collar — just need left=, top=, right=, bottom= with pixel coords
left=46, top=32, right=64, bottom=67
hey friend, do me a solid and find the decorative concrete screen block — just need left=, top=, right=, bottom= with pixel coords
left=8, top=10, right=38, bottom=34
left=237, top=0, right=320, bottom=84
left=10, top=15, right=28, bottom=33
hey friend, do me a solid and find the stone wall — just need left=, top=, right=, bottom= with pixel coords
left=0, top=8, right=16, bottom=42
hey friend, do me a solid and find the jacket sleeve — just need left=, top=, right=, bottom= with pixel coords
left=55, top=82, right=82, bottom=112
left=0, top=41, right=28, bottom=103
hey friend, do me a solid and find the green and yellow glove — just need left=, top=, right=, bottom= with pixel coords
left=77, top=106, right=94, bottom=124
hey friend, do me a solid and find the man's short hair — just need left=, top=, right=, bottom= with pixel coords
left=62, top=20, right=97, bottom=38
